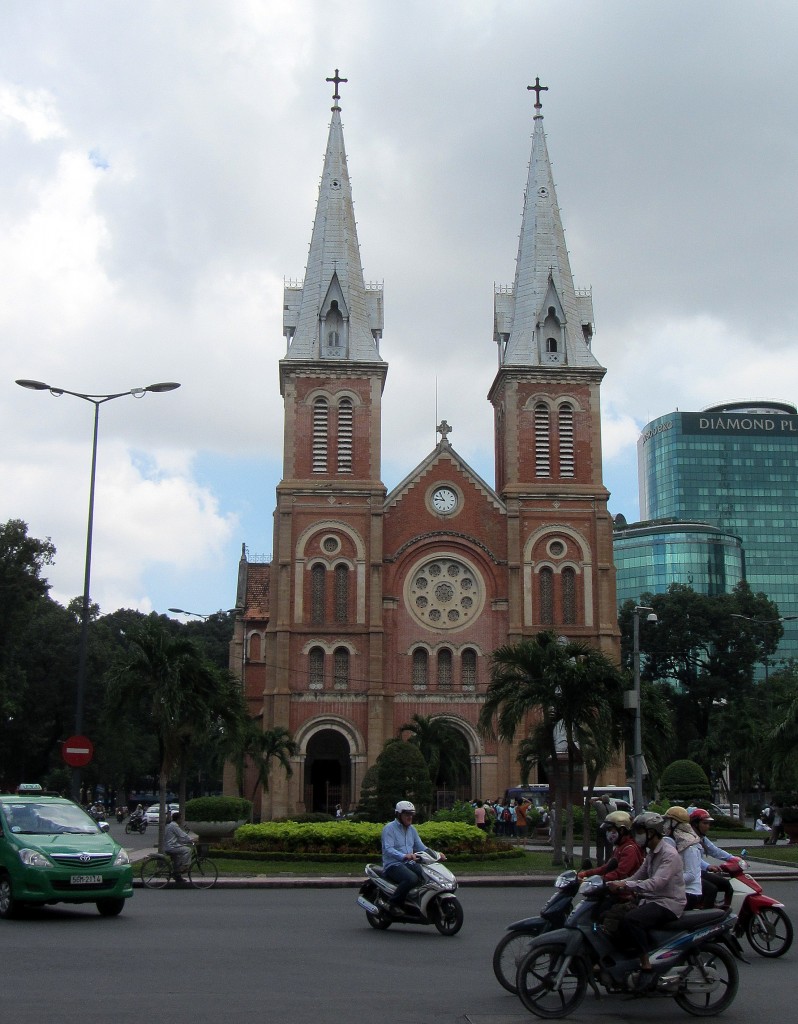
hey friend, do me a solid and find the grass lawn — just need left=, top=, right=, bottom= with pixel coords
left=210, top=849, right=563, bottom=877
left=746, top=844, right=798, bottom=864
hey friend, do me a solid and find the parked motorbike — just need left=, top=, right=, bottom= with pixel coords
left=357, top=850, right=463, bottom=935
left=516, top=875, right=742, bottom=1018
left=493, top=869, right=581, bottom=993
left=717, top=855, right=793, bottom=957
left=125, top=816, right=148, bottom=835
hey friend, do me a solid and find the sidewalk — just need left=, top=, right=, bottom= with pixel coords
left=127, top=841, right=798, bottom=888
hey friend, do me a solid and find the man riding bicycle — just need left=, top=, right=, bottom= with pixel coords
left=164, top=811, right=193, bottom=886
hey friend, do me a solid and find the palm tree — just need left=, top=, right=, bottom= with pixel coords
left=399, top=714, right=471, bottom=796
left=227, top=717, right=298, bottom=807
left=107, top=617, right=235, bottom=850
left=479, top=631, right=626, bottom=865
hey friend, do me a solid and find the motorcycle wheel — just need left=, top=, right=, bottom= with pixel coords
left=516, top=942, right=587, bottom=1018
left=674, top=942, right=738, bottom=1017
left=746, top=906, right=794, bottom=958
left=124, top=822, right=133, bottom=834
left=433, top=896, right=464, bottom=936
left=493, top=929, right=544, bottom=994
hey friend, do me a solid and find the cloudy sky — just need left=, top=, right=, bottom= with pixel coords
left=2, top=1, right=797, bottom=619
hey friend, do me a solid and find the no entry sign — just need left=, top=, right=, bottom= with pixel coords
left=62, top=735, right=94, bottom=768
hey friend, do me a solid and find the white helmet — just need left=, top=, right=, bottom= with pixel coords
left=395, top=800, right=416, bottom=815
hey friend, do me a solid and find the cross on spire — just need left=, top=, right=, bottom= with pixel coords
left=326, top=68, right=348, bottom=110
left=527, top=76, right=548, bottom=113
left=437, top=419, right=452, bottom=442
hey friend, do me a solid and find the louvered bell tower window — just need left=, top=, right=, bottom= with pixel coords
left=312, top=397, right=329, bottom=473
left=334, top=563, right=349, bottom=623
left=534, top=402, right=551, bottom=477
left=311, top=564, right=326, bottom=624
left=559, top=403, right=575, bottom=477
left=337, top=398, right=353, bottom=473
left=563, top=566, right=577, bottom=624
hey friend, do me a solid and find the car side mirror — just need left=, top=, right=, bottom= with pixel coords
left=98, top=821, right=110, bottom=833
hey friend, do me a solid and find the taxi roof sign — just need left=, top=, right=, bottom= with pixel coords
left=17, top=783, right=43, bottom=793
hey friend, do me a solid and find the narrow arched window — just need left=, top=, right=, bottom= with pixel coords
left=312, top=397, right=329, bottom=473
left=562, top=567, right=577, bottom=624
left=559, top=403, right=575, bottom=477
left=337, top=398, right=353, bottom=473
left=438, top=649, right=453, bottom=691
left=534, top=402, right=550, bottom=477
left=334, top=563, right=349, bottom=623
left=539, top=567, right=554, bottom=625
left=311, top=564, right=326, bottom=624
left=462, top=648, right=477, bottom=689
left=309, top=647, right=324, bottom=689
left=412, top=649, right=428, bottom=689
left=546, top=337, right=558, bottom=353
left=333, top=647, right=349, bottom=689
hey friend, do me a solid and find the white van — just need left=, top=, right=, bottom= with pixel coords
left=586, top=785, right=634, bottom=811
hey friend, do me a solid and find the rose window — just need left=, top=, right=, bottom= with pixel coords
left=404, top=555, right=485, bottom=631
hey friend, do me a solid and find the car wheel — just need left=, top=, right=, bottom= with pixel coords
left=96, top=898, right=125, bottom=917
left=0, top=874, right=22, bottom=920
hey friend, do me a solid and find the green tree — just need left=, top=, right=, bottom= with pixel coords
left=619, top=582, right=780, bottom=778
left=371, top=739, right=433, bottom=822
left=107, top=617, right=238, bottom=849
left=399, top=714, right=471, bottom=792
left=479, top=631, right=626, bottom=866
left=659, top=759, right=711, bottom=803
left=226, top=717, right=298, bottom=809
left=768, top=664, right=798, bottom=791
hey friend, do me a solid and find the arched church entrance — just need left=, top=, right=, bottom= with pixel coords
left=427, top=716, right=477, bottom=811
left=303, top=729, right=351, bottom=814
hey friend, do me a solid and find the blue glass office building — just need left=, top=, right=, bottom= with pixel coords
left=636, top=400, right=798, bottom=660
left=613, top=519, right=744, bottom=607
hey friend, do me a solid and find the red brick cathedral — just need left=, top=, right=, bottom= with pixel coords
left=229, top=78, right=620, bottom=819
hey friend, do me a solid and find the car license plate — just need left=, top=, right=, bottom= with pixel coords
left=70, top=874, right=102, bottom=885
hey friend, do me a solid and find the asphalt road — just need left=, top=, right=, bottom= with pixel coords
left=1, top=881, right=796, bottom=1024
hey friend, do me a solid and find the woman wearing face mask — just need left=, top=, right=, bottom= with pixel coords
left=577, top=811, right=644, bottom=882
left=663, top=805, right=704, bottom=909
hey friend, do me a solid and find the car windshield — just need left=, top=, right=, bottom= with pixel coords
left=1, top=800, right=100, bottom=835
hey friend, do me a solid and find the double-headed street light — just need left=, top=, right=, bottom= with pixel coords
left=16, top=378, right=181, bottom=800
left=730, top=613, right=798, bottom=685
left=631, top=604, right=657, bottom=813
left=168, top=608, right=237, bottom=620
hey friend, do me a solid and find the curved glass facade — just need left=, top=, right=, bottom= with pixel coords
left=613, top=521, right=744, bottom=606
left=635, top=403, right=798, bottom=661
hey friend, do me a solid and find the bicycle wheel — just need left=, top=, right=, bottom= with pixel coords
left=140, top=856, right=171, bottom=889
left=189, top=857, right=218, bottom=889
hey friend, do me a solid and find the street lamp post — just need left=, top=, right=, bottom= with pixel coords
left=16, top=378, right=180, bottom=801
left=168, top=608, right=236, bottom=620
left=730, top=613, right=798, bottom=685
left=632, top=604, right=657, bottom=814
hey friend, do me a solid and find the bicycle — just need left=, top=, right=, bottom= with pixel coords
left=140, top=846, right=218, bottom=890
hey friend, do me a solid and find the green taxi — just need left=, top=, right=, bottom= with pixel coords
left=0, top=786, right=133, bottom=918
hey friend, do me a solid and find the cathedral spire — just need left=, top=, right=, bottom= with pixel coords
left=282, top=71, right=384, bottom=364
left=494, top=81, right=600, bottom=370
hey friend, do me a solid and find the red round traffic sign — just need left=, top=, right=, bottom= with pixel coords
left=62, top=735, right=94, bottom=768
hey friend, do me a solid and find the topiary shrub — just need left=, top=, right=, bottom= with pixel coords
left=659, top=760, right=711, bottom=804
left=184, top=796, right=252, bottom=822
left=432, top=801, right=475, bottom=824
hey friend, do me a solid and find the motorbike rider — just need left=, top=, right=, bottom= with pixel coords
left=607, top=811, right=686, bottom=989
left=578, top=811, right=643, bottom=882
left=130, top=803, right=145, bottom=827
left=664, top=805, right=704, bottom=909
left=381, top=800, right=445, bottom=913
left=690, top=808, right=734, bottom=909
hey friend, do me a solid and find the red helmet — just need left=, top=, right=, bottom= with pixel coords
left=690, top=808, right=714, bottom=824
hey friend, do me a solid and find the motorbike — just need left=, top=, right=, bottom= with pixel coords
left=515, top=875, right=743, bottom=1018
left=356, top=850, right=464, bottom=935
left=493, top=869, right=581, bottom=993
left=717, top=855, right=793, bottom=957
left=125, top=816, right=148, bottom=835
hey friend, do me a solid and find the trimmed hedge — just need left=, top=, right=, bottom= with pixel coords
left=230, top=820, right=495, bottom=856
left=184, top=796, right=252, bottom=821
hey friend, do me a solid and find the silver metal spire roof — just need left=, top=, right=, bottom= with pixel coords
left=283, top=73, right=384, bottom=364
left=495, top=83, right=601, bottom=371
